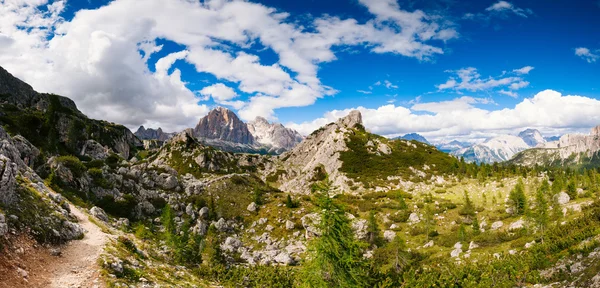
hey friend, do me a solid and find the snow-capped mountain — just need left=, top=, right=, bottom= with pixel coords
left=518, top=129, right=546, bottom=147
left=452, top=129, right=546, bottom=163
left=247, top=117, right=304, bottom=151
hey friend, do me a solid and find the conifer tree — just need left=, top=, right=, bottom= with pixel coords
left=367, top=211, right=382, bottom=246
left=508, top=179, right=527, bottom=215
left=533, top=182, right=549, bottom=243
left=301, top=186, right=370, bottom=288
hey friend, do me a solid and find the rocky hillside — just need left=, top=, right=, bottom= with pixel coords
left=264, top=111, right=459, bottom=194
left=193, top=107, right=255, bottom=145
left=452, top=129, right=546, bottom=164
left=510, top=125, right=600, bottom=167
left=0, top=67, right=142, bottom=159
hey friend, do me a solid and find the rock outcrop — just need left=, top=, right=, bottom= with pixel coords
left=272, top=111, right=362, bottom=194
left=247, top=117, right=303, bottom=151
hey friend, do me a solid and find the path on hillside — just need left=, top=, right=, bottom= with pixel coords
left=36, top=205, right=111, bottom=288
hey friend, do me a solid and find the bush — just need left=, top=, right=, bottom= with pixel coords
left=56, top=155, right=86, bottom=177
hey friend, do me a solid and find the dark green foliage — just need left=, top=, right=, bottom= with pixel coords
left=96, top=195, right=137, bottom=220
left=301, top=188, right=370, bottom=287
left=459, top=190, right=475, bottom=216
left=56, top=155, right=86, bottom=177
left=285, top=194, right=300, bottom=208
left=472, top=216, right=480, bottom=235
left=367, top=211, right=383, bottom=247
left=339, top=129, right=459, bottom=186
left=88, top=168, right=112, bottom=189
left=566, top=179, right=577, bottom=199
left=509, top=178, right=528, bottom=215
left=533, top=180, right=550, bottom=242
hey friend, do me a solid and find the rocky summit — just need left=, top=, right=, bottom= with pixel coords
left=193, top=107, right=255, bottom=145
left=247, top=116, right=304, bottom=151
left=134, top=126, right=175, bottom=142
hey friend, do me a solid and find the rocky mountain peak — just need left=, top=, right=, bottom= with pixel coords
left=193, top=107, right=254, bottom=145
left=518, top=128, right=546, bottom=147
left=135, top=126, right=174, bottom=142
left=247, top=116, right=303, bottom=151
left=592, top=125, right=600, bottom=136
left=338, top=110, right=362, bottom=128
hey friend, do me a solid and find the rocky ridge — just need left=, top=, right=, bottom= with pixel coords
left=510, top=125, right=600, bottom=166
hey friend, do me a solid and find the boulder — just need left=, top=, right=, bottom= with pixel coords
left=383, top=230, right=396, bottom=242
left=247, top=202, right=258, bottom=212
left=221, top=237, right=242, bottom=252
left=274, top=251, right=294, bottom=265
left=508, top=219, right=524, bottom=231
left=90, top=206, right=109, bottom=222
left=0, top=155, right=18, bottom=206
left=285, top=220, right=295, bottom=230
left=468, top=241, right=479, bottom=250
left=491, top=221, right=503, bottom=230
left=555, top=192, right=570, bottom=205
left=408, top=213, right=420, bottom=224
left=352, top=219, right=368, bottom=240
left=80, top=140, right=109, bottom=160
left=214, top=218, right=229, bottom=232
left=198, top=207, right=209, bottom=219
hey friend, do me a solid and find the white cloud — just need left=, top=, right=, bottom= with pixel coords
left=575, top=47, right=599, bottom=63
left=0, top=0, right=459, bottom=129
left=357, top=90, right=372, bottom=94
left=485, top=1, right=532, bottom=18
left=288, top=90, right=600, bottom=143
left=499, top=90, right=518, bottom=98
left=200, top=83, right=238, bottom=102
left=436, top=67, right=529, bottom=92
left=384, top=80, right=398, bottom=89
left=513, top=66, right=534, bottom=74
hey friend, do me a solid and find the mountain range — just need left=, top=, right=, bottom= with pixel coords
left=135, top=107, right=303, bottom=154
left=451, top=129, right=547, bottom=164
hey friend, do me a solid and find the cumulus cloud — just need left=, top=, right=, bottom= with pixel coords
left=0, top=0, right=458, bottom=130
left=288, top=90, right=600, bottom=143
left=436, top=67, right=530, bottom=94
left=575, top=47, right=599, bottom=63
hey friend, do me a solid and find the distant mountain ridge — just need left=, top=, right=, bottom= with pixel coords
left=452, top=129, right=547, bottom=164
left=510, top=126, right=600, bottom=167
left=191, top=107, right=303, bottom=154
left=397, top=133, right=430, bottom=144
left=134, top=126, right=175, bottom=142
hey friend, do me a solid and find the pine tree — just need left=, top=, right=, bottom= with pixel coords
left=367, top=211, right=382, bottom=247
left=423, top=203, right=436, bottom=240
left=472, top=216, right=480, bottom=235
left=397, top=192, right=408, bottom=210
left=508, top=179, right=527, bottom=215
left=533, top=183, right=549, bottom=243
left=459, top=190, right=475, bottom=216
left=566, top=179, right=577, bottom=199
left=301, top=189, right=370, bottom=288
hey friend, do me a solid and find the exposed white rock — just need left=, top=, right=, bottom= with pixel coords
left=423, top=240, right=434, bottom=248
left=408, top=213, right=420, bottom=224
left=468, top=241, right=479, bottom=250
left=555, top=192, right=570, bottom=205
left=383, top=230, right=396, bottom=242
left=491, top=221, right=503, bottom=230
left=247, top=202, right=258, bottom=212
left=285, top=220, right=295, bottom=230
left=509, top=219, right=525, bottom=231
left=90, top=206, right=109, bottom=222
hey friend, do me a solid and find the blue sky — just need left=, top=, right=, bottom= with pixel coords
left=0, top=0, right=599, bottom=142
